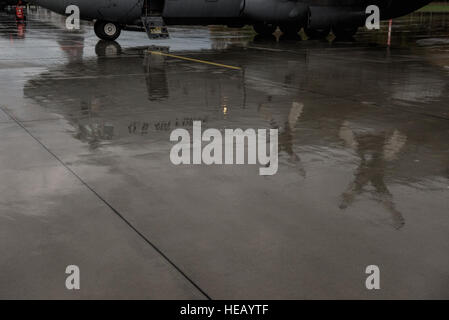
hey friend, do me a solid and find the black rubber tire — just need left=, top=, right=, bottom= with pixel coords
left=304, top=27, right=331, bottom=39
left=333, top=26, right=359, bottom=39
left=279, top=23, right=302, bottom=36
left=253, top=23, right=277, bottom=36
left=94, top=20, right=121, bottom=41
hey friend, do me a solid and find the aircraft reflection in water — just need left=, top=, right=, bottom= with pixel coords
left=20, top=32, right=449, bottom=229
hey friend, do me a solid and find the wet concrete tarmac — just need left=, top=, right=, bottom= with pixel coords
left=0, top=7, right=448, bottom=299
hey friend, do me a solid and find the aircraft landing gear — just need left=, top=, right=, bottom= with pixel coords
left=94, top=20, right=122, bottom=41
left=303, top=26, right=331, bottom=39
left=253, top=23, right=277, bottom=36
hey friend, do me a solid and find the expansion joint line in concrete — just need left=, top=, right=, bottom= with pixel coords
left=0, top=106, right=211, bottom=301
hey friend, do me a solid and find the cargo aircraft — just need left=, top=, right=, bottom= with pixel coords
left=32, top=0, right=432, bottom=40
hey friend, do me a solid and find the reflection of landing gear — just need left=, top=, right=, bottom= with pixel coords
left=333, top=26, right=359, bottom=40
left=304, top=26, right=330, bottom=39
left=253, top=23, right=277, bottom=36
left=94, top=20, right=122, bottom=41
left=95, top=40, right=122, bottom=57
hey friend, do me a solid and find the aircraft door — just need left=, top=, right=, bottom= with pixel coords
left=164, top=0, right=244, bottom=18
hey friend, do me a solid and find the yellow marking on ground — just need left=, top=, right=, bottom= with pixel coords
left=149, top=51, right=242, bottom=70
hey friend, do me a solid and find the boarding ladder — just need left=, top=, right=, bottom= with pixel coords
left=141, top=0, right=169, bottom=39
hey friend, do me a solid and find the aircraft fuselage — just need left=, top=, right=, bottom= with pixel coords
left=31, top=0, right=433, bottom=40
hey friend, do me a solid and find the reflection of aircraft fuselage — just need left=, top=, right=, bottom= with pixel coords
left=33, top=0, right=432, bottom=41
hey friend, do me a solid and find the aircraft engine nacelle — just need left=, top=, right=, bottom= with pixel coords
left=243, top=0, right=309, bottom=24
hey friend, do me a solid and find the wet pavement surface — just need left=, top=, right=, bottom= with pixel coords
left=0, top=7, right=448, bottom=299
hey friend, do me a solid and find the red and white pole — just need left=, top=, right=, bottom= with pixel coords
left=15, top=1, right=24, bottom=21
left=387, top=19, right=393, bottom=47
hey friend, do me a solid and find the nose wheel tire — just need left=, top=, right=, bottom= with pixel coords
left=253, top=23, right=277, bottom=36
left=94, top=20, right=122, bottom=41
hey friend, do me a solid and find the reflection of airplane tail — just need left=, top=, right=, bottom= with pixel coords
left=338, top=121, right=407, bottom=230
